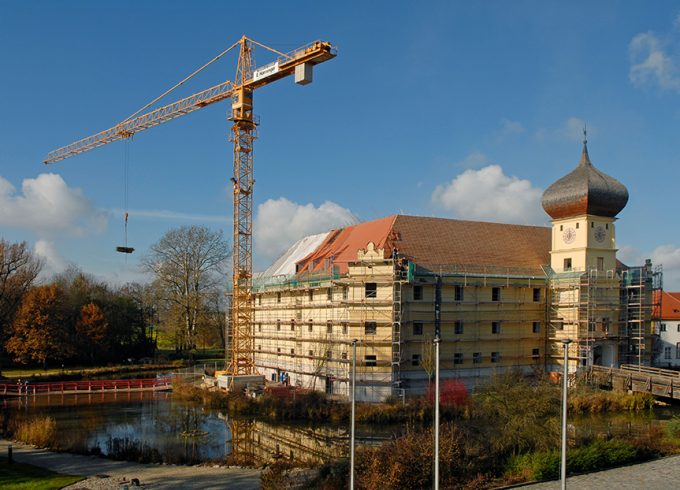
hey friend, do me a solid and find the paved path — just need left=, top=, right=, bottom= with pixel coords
left=0, top=439, right=261, bottom=489
left=514, top=454, right=680, bottom=490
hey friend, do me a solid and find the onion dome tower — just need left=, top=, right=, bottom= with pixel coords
left=542, top=131, right=628, bottom=273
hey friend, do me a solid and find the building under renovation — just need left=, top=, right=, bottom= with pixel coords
left=252, top=141, right=662, bottom=401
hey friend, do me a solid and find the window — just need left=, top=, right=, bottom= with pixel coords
left=564, top=258, right=572, bottom=271
left=276, top=292, right=281, bottom=303
left=454, top=321, right=464, bottom=335
left=365, top=355, right=377, bottom=367
left=454, top=353, right=463, bottom=364
left=258, top=323, right=262, bottom=332
left=492, top=321, right=501, bottom=334
left=326, top=321, right=333, bottom=333
left=473, top=352, right=482, bottom=364
left=258, top=345, right=261, bottom=351
left=291, top=348, right=295, bottom=355
left=413, top=322, right=423, bottom=335
left=606, top=223, right=609, bottom=230
left=308, top=350, right=314, bottom=357
left=576, top=222, right=580, bottom=229
left=365, top=283, right=377, bottom=298
left=326, top=350, right=332, bottom=359
left=308, top=320, right=313, bottom=332
left=412, top=354, right=421, bottom=366
left=414, top=285, right=423, bottom=301
left=597, top=257, right=604, bottom=272
left=533, top=321, right=541, bottom=334
left=491, top=352, right=500, bottom=363
left=588, top=321, right=595, bottom=332
left=591, top=221, right=594, bottom=228
left=290, top=319, right=295, bottom=331
left=341, top=352, right=348, bottom=360
left=365, top=321, right=377, bottom=335
left=327, top=288, right=332, bottom=301
left=532, top=348, right=540, bottom=358
left=276, top=319, right=281, bottom=331
left=342, top=322, right=349, bottom=335
left=533, top=288, right=541, bottom=302
left=492, top=287, right=501, bottom=302
left=257, top=295, right=261, bottom=305
left=676, top=343, right=680, bottom=359
left=454, top=285, right=463, bottom=301
left=560, top=224, right=563, bottom=231
left=660, top=323, right=667, bottom=332
left=677, top=324, right=680, bottom=332
left=664, top=347, right=671, bottom=360
left=308, top=289, right=314, bottom=302
left=342, top=287, right=348, bottom=301
left=277, top=347, right=281, bottom=354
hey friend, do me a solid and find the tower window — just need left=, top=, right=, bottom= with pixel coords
left=597, top=257, right=604, bottom=271
left=560, top=225, right=563, bottom=231
left=591, top=222, right=594, bottom=228
left=606, top=223, right=609, bottom=230
left=576, top=222, right=579, bottom=229
left=564, top=258, right=572, bottom=271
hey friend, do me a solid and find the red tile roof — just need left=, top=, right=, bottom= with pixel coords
left=661, top=292, right=680, bottom=320
left=295, top=215, right=551, bottom=275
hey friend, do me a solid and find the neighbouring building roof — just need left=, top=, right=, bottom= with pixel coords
left=261, top=231, right=330, bottom=277
left=541, top=141, right=629, bottom=220
left=661, top=291, right=680, bottom=321
left=292, top=214, right=551, bottom=276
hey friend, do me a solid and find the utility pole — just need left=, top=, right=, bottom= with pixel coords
left=433, top=336, right=441, bottom=490
left=350, top=339, right=357, bottom=490
left=561, top=339, right=572, bottom=490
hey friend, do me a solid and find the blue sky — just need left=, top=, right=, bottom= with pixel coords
left=1, top=1, right=680, bottom=289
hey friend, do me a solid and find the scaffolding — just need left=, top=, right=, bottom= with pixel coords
left=545, top=261, right=663, bottom=371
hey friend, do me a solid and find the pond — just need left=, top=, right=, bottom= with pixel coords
left=1, top=391, right=395, bottom=466
left=3, top=391, right=679, bottom=467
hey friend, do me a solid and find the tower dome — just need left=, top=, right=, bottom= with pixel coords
left=541, top=139, right=628, bottom=220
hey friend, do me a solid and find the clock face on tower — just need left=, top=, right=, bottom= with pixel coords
left=594, top=226, right=606, bottom=243
left=562, top=227, right=576, bottom=244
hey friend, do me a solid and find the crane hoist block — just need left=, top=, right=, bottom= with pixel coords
left=295, top=63, right=313, bottom=85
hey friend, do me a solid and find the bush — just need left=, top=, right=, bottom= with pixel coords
left=667, top=416, right=680, bottom=439
left=14, top=416, right=57, bottom=448
left=569, top=389, right=654, bottom=414
left=506, top=439, right=648, bottom=482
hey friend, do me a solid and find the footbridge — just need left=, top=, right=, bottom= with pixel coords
left=587, top=364, right=680, bottom=400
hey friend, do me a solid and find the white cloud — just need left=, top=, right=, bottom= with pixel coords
left=0, top=173, right=107, bottom=237
left=535, top=117, right=589, bottom=142
left=652, top=245, right=680, bottom=290
left=33, top=240, right=68, bottom=280
left=617, top=244, right=643, bottom=267
left=455, top=151, right=492, bottom=169
left=431, top=164, right=546, bottom=225
left=629, top=32, right=680, bottom=92
left=254, top=198, right=358, bottom=263
left=111, top=208, right=228, bottom=223
left=494, top=119, right=525, bottom=142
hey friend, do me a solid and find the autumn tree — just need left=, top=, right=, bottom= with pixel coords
left=142, top=226, right=229, bottom=351
left=5, top=284, right=73, bottom=369
left=76, top=302, right=108, bottom=363
left=0, top=240, right=43, bottom=374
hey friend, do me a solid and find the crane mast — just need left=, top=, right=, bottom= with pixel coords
left=44, top=36, right=336, bottom=378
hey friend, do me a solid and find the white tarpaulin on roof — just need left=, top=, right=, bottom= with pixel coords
left=260, top=231, right=330, bottom=278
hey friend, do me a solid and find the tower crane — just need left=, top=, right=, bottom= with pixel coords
left=44, top=36, right=337, bottom=377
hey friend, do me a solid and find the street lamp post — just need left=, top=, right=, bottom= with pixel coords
left=350, top=339, right=357, bottom=490
left=561, top=339, right=572, bottom=490
left=434, top=336, right=441, bottom=490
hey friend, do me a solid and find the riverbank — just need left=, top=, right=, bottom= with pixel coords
left=0, top=440, right=261, bottom=490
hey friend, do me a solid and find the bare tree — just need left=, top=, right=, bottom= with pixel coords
left=0, top=240, right=43, bottom=374
left=142, top=226, right=229, bottom=351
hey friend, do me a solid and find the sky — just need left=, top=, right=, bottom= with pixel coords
left=1, top=1, right=680, bottom=289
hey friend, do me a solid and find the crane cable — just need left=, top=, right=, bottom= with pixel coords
left=123, top=139, right=130, bottom=252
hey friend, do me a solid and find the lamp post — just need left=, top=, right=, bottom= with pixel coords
left=434, top=336, right=441, bottom=490
left=350, top=339, right=357, bottom=490
left=561, top=339, right=572, bottom=490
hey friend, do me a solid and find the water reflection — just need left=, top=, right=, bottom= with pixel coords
left=2, top=393, right=387, bottom=466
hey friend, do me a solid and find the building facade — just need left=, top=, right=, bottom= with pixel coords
left=653, top=292, right=680, bottom=367
left=251, top=142, right=661, bottom=401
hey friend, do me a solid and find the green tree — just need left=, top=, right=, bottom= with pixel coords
left=5, top=284, right=73, bottom=369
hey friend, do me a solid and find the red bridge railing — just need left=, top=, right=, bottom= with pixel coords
left=0, top=376, right=173, bottom=396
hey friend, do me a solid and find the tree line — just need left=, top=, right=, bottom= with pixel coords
left=0, top=226, right=230, bottom=372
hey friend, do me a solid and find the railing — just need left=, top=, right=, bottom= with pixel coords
left=0, top=376, right=173, bottom=396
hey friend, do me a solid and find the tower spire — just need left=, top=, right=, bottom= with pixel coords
left=580, top=124, right=591, bottom=166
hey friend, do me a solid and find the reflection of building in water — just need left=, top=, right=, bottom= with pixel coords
left=221, top=414, right=347, bottom=465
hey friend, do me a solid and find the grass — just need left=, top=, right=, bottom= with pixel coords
left=1, top=362, right=179, bottom=382
left=0, top=457, right=82, bottom=490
